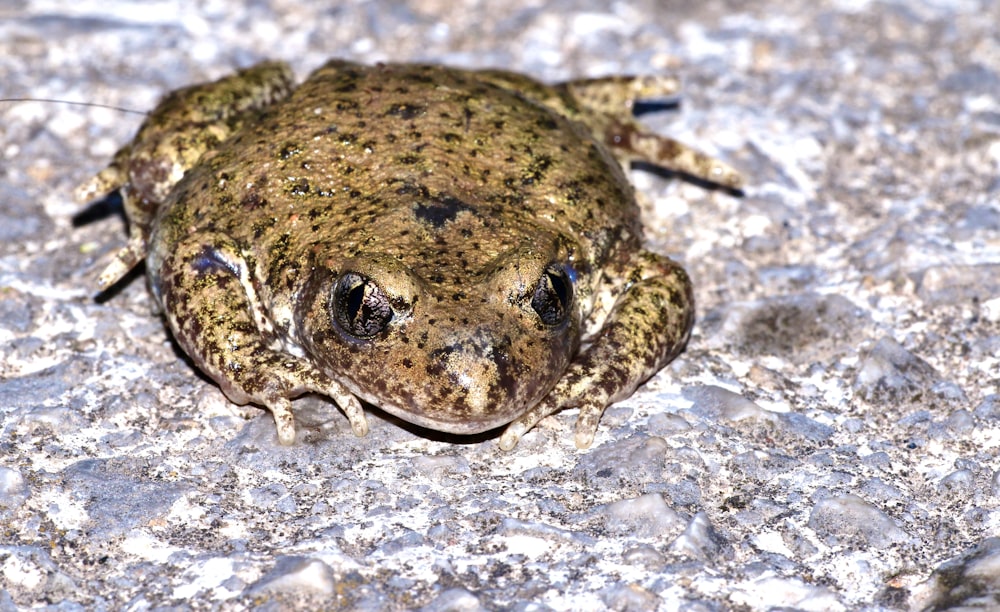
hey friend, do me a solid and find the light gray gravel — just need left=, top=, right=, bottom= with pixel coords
left=2, top=0, right=999, bottom=610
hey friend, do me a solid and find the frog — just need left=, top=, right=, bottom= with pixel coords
left=76, top=59, right=742, bottom=450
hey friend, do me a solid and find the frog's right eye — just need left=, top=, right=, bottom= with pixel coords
left=531, top=264, right=573, bottom=327
left=331, top=272, right=393, bottom=339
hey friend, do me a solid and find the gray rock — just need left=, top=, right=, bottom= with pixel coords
left=419, top=588, right=486, bottom=612
left=0, top=467, right=27, bottom=514
left=808, top=493, right=909, bottom=549
left=248, top=556, right=337, bottom=596
left=601, top=582, right=660, bottom=611
left=594, top=493, right=686, bottom=538
left=668, top=512, right=730, bottom=562
left=704, top=293, right=871, bottom=362
left=853, top=336, right=954, bottom=404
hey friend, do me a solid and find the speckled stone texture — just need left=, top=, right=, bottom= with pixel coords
left=2, top=0, right=999, bottom=610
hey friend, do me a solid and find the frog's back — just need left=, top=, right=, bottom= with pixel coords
left=156, top=61, right=643, bottom=285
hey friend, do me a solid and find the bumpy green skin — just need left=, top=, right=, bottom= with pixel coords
left=82, top=60, right=741, bottom=449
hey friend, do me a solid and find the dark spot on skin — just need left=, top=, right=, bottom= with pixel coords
left=521, top=154, right=553, bottom=186
left=398, top=153, right=423, bottom=165
left=241, top=192, right=266, bottom=211
left=412, top=194, right=473, bottom=229
left=290, top=179, right=310, bottom=195
left=279, top=143, right=300, bottom=159
left=385, top=103, right=426, bottom=120
left=535, top=115, right=559, bottom=131
left=252, top=216, right=278, bottom=239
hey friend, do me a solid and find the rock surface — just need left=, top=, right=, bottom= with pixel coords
left=2, top=0, right=999, bottom=609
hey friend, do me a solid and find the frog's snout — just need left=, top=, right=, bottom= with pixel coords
left=423, top=330, right=520, bottom=415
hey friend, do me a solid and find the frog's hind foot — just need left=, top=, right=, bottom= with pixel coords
left=562, top=74, right=743, bottom=191
left=607, top=122, right=744, bottom=191
left=74, top=157, right=149, bottom=292
left=562, top=74, right=682, bottom=114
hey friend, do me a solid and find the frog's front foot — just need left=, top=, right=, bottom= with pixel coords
left=497, top=377, right=607, bottom=451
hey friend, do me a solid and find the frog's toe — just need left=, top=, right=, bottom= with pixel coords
left=96, top=235, right=148, bottom=291
left=339, top=394, right=369, bottom=437
left=498, top=420, right=530, bottom=451
left=499, top=394, right=569, bottom=450
left=573, top=406, right=603, bottom=449
left=607, top=124, right=743, bottom=190
left=270, top=397, right=297, bottom=446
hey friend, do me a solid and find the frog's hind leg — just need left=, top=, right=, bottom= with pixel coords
left=563, top=75, right=743, bottom=190
left=157, top=234, right=369, bottom=445
left=74, top=146, right=152, bottom=291
left=77, top=61, right=297, bottom=292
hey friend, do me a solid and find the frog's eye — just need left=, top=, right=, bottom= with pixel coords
left=332, top=272, right=393, bottom=339
left=531, top=264, right=573, bottom=326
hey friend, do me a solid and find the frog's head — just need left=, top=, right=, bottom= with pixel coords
left=297, top=246, right=583, bottom=436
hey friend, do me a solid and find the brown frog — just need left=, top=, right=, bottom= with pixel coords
left=77, top=60, right=741, bottom=449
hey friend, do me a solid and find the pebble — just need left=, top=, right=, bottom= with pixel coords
left=419, top=588, right=486, bottom=612
left=807, top=493, right=909, bottom=548
left=622, top=545, right=666, bottom=569
left=668, top=512, right=728, bottom=562
left=600, top=583, right=660, bottom=612
left=853, top=336, right=943, bottom=404
left=917, top=263, right=1000, bottom=306
left=248, top=556, right=336, bottom=596
left=596, top=493, right=685, bottom=538
left=0, top=467, right=27, bottom=513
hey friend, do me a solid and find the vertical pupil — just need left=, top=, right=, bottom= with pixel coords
left=548, top=270, right=568, bottom=306
left=347, top=282, right=366, bottom=323
left=531, top=265, right=572, bottom=326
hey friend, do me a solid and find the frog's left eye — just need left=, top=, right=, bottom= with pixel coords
left=332, top=272, right=393, bottom=339
left=531, top=264, right=573, bottom=326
